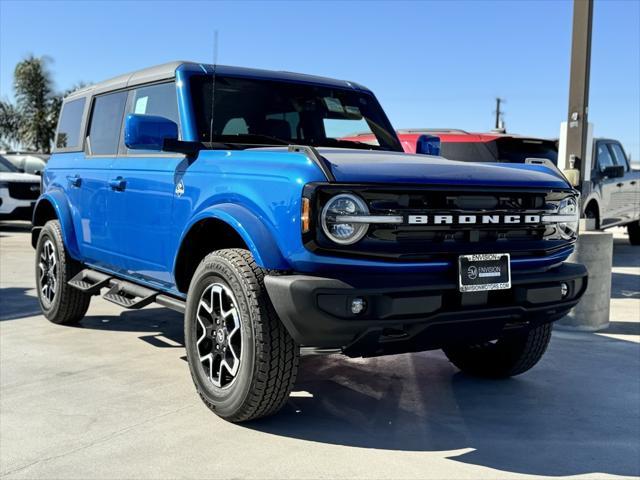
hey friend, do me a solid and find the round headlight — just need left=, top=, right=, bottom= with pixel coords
left=321, top=194, right=369, bottom=245
left=558, top=197, right=579, bottom=239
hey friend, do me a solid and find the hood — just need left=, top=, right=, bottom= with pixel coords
left=316, top=148, right=569, bottom=189
left=0, top=172, right=41, bottom=183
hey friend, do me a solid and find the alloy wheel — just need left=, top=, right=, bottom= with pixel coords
left=38, top=239, right=58, bottom=307
left=195, top=282, right=243, bottom=388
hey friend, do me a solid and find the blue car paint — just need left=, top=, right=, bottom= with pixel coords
left=37, top=62, right=576, bottom=299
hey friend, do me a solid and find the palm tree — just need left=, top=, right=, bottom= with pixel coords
left=0, top=56, right=85, bottom=153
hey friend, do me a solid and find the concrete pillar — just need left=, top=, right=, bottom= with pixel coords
left=556, top=227, right=613, bottom=331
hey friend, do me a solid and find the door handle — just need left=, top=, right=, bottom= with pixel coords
left=616, top=182, right=624, bottom=187
left=631, top=181, right=637, bottom=186
left=109, top=177, right=126, bottom=191
left=66, top=175, right=81, bottom=187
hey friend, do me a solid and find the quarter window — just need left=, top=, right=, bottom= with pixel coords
left=88, top=92, right=127, bottom=156
left=55, top=98, right=86, bottom=150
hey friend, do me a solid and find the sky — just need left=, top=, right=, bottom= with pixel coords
left=1, top=0, right=639, bottom=160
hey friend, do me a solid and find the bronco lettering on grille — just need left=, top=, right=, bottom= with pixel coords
left=407, top=214, right=541, bottom=225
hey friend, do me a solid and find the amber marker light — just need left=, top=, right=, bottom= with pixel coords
left=301, top=197, right=311, bottom=233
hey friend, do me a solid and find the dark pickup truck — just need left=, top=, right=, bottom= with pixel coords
left=582, top=139, right=640, bottom=243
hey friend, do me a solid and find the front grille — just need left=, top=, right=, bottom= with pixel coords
left=8, top=182, right=40, bottom=200
left=305, top=184, right=576, bottom=261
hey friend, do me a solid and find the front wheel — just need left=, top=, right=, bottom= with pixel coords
left=184, top=249, right=299, bottom=422
left=443, top=323, right=552, bottom=378
left=627, top=221, right=640, bottom=245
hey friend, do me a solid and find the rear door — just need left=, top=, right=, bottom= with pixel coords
left=107, top=81, right=183, bottom=288
left=79, top=91, right=128, bottom=268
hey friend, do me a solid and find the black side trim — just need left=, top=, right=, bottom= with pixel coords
left=289, top=145, right=335, bottom=182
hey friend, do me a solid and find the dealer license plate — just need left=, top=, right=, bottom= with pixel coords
left=458, top=253, right=511, bottom=292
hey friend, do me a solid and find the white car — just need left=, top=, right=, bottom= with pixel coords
left=0, top=155, right=40, bottom=221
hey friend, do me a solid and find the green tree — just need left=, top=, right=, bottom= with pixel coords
left=0, top=56, right=85, bottom=153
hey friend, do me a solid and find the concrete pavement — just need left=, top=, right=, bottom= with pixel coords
left=1, top=221, right=639, bottom=480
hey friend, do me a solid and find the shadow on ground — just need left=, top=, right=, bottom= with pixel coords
left=248, top=334, right=640, bottom=478
left=611, top=271, right=640, bottom=299
left=0, top=287, right=42, bottom=320
left=76, top=308, right=185, bottom=348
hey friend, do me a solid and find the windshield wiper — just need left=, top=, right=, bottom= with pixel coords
left=214, top=134, right=289, bottom=146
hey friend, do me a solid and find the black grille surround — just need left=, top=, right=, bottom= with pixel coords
left=8, top=182, right=40, bottom=200
left=302, top=183, right=579, bottom=264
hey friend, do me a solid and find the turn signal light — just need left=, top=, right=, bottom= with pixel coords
left=301, top=197, right=311, bottom=233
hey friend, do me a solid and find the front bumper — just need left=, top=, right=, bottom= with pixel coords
left=264, top=262, right=588, bottom=357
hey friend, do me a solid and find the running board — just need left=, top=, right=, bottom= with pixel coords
left=103, top=280, right=157, bottom=309
left=68, top=269, right=112, bottom=295
left=68, top=269, right=186, bottom=313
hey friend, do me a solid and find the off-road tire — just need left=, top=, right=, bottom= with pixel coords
left=35, top=220, right=91, bottom=324
left=184, top=248, right=298, bottom=422
left=443, top=323, right=552, bottom=378
left=627, top=221, right=640, bottom=245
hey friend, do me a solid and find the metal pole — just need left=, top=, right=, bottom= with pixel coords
left=565, top=0, right=594, bottom=199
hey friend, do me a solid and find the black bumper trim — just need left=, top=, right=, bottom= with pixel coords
left=264, top=262, right=588, bottom=354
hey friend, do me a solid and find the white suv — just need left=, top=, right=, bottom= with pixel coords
left=0, top=155, right=40, bottom=221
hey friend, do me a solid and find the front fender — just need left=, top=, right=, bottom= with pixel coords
left=32, top=192, right=81, bottom=259
left=176, top=202, right=290, bottom=271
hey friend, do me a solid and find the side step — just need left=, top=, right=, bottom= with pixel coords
left=103, top=280, right=157, bottom=309
left=67, top=268, right=186, bottom=313
left=68, top=269, right=112, bottom=295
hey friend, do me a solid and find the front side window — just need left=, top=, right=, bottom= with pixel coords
left=88, top=91, right=127, bottom=155
left=123, top=82, right=179, bottom=153
left=609, top=143, right=629, bottom=172
left=189, top=75, right=402, bottom=151
left=55, top=98, right=86, bottom=150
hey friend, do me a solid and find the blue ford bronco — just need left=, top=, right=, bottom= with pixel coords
left=33, top=62, right=587, bottom=422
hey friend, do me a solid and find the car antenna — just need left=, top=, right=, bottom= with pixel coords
left=209, top=30, right=219, bottom=143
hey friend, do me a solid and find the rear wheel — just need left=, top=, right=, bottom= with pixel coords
left=35, top=220, right=91, bottom=324
left=627, top=221, right=640, bottom=245
left=443, top=323, right=552, bottom=378
left=184, top=248, right=298, bottom=422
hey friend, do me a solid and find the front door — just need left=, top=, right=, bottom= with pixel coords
left=608, top=141, right=637, bottom=224
left=594, top=141, right=624, bottom=227
left=107, top=81, right=183, bottom=288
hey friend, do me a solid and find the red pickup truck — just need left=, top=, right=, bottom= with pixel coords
left=344, top=128, right=559, bottom=164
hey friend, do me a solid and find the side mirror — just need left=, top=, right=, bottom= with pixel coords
left=124, top=114, right=178, bottom=151
left=602, top=165, right=624, bottom=178
left=415, top=134, right=441, bottom=156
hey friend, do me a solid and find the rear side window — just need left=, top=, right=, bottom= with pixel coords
left=596, top=142, right=615, bottom=171
left=88, top=91, right=127, bottom=155
left=55, top=98, right=86, bottom=150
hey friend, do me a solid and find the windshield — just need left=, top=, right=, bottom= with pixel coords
left=190, top=75, right=403, bottom=152
left=0, top=155, right=18, bottom=173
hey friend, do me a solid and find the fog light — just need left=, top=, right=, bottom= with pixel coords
left=350, top=298, right=366, bottom=315
left=560, top=282, right=569, bottom=298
